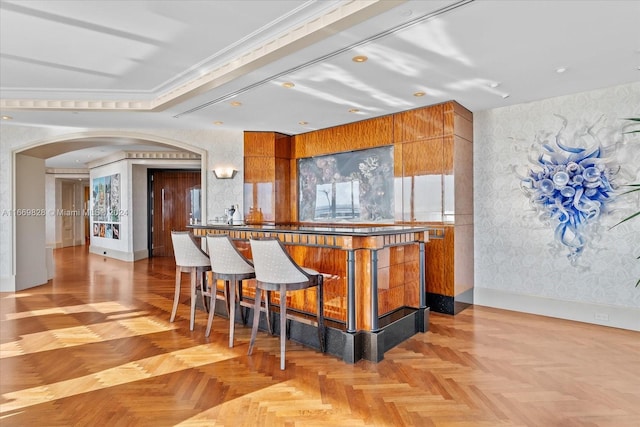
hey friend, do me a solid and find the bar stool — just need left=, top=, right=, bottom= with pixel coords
left=248, top=237, right=325, bottom=370
left=170, top=231, right=211, bottom=330
left=205, top=234, right=258, bottom=347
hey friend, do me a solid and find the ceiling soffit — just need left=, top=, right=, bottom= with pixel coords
left=0, top=1, right=403, bottom=113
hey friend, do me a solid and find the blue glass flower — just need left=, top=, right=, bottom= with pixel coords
left=520, top=117, right=616, bottom=263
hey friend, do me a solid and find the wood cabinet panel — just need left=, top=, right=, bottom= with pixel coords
left=245, top=131, right=276, bottom=157
left=292, top=115, right=393, bottom=159
left=403, top=138, right=443, bottom=176
left=393, top=103, right=444, bottom=143
left=275, top=157, right=291, bottom=224
left=244, top=157, right=274, bottom=183
left=425, top=234, right=447, bottom=296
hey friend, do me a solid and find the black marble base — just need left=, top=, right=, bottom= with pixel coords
left=426, top=288, right=473, bottom=315
left=208, top=298, right=430, bottom=363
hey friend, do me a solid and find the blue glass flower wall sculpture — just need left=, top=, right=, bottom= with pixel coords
left=519, top=116, right=616, bottom=264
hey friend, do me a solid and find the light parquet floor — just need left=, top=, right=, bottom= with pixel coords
left=1, top=246, right=639, bottom=426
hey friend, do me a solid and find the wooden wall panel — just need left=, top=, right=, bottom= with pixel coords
left=442, top=227, right=456, bottom=297
left=393, top=103, right=444, bottom=143
left=425, top=234, right=446, bottom=296
left=244, top=156, right=275, bottom=183
left=245, top=131, right=276, bottom=157
left=292, top=115, right=393, bottom=159
left=403, top=138, right=443, bottom=176
left=243, top=100, right=472, bottom=315
left=275, top=157, right=291, bottom=224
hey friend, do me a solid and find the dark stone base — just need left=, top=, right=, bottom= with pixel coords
left=209, top=299, right=430, bottom=363
left=426, top=288, right=473, bottom=315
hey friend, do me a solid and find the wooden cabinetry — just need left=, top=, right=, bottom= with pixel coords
left=243, top=101, right=473, bottom=315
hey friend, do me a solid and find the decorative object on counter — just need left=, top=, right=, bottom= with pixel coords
left=516, top=115, right=619, bottom=264
left=245, top=207, right=264, bottom=225
left=232, top=204, right=242, bottom=225
left=213, top=167, right=237, bottom=179
left=226, top=205, right=235, bottom=225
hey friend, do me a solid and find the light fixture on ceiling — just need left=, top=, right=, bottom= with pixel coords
left=556, top=67, right=567, bottom=73
left=230, top=101, right=242, bottom=107
left=174, top=0, right=474, bottom=119
left=213, top=167, right=237, bottom=179
left=348, top=108, right=360, bottom=113
left=489, top=82, right=500, bottom=88
left=213, top=121, right=223, bottom=125
left=1, top=115, right=12, bottom=120
left=501, top=93, right=510, bottom=99
left=299, top=121, right=308, bottom=125
left=352, top=55, right=368, bottom=63
left=413, top=91, right=426, bottom=97
left=282, top=82, right=295, bottom=88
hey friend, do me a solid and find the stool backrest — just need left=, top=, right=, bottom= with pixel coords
left=249, top=238, right=311, bottom=285
left=171, top=231, right=210, bottom=267
left=206, top=234, right=254, bottom=275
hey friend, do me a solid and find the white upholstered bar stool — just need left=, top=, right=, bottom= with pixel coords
left=248, top=237, right=325, bottom=370
left=205, top=234, right=257, bottom=347
left=170, top=231, right=212, bottom=330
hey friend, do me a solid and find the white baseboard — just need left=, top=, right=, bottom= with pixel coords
left=133, top=249, right=148, bottom=261
left=474, top=287, right=640, bottom=331
left=89, top=246, right=135, bottom=262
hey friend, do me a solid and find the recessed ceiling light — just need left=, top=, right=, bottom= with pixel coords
left=213, top=121, right=223, bottom=125
left=502, top=94, right=510, bottom=99
left=489, top=82, right=500, bottom=88
left=1, top=115, right=12, bottom=120
left=299, top=121, right=308, bottom=125
left=230, top=101, right=242, bottom=107
left=556, top=67, right=567, bottom=73
left=348, top=108, right=360, bottom=113
left=413, top=91, right=426, bottom=97
left=282, top=82, right=295, bottom=88
left=352, top=55, right=368, bottom=63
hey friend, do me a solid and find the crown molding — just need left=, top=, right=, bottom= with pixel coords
left=0, top=1, right=401, bottom=113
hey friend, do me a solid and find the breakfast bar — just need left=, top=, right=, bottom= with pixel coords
left=191, top=223, right=430, bottom=363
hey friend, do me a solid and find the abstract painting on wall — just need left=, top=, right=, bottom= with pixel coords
left=298, top=146, right=394, bottom=222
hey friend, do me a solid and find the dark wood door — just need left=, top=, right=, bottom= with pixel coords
left=149, top=170, right=201, bottom=257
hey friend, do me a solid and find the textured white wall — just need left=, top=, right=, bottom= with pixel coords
left=474, top=82, right=640, bottom=329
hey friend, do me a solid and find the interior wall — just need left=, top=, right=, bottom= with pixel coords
left=132, top=164, right=149, bottom=259
left=474, top=81, right=640, bottom=331
left=89, top=161, right=130, bottom=260
left=15, top=154, right=47, bottom=290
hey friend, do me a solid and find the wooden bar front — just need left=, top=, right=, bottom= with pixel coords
left=192, top=224, right=430, bottom=362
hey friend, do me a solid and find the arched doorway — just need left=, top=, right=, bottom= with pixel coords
left=10, top=131, right=208, bottom=291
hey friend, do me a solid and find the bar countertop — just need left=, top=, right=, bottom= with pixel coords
left=190, top=223, right=430, bottom=237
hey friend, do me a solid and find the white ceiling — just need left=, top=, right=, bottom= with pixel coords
left=1, top=0, right=639, bottom=168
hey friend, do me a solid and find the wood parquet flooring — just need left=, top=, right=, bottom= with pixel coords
left=1, top=246, right=639, bottom=426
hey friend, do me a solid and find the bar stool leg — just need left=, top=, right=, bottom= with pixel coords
left=190, top=267, right=197, bottom=331
left=280, top=284, right=287, bottom=370
left=317, top=279, right=325, bottom=352
left=248, top=288, right=263, bottom=356
left=170, top=266, right=181, bottom=322
left=228, top=279, right=237, bottom=348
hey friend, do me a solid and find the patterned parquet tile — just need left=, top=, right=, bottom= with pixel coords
left=1, top=246, right=639, bottom=426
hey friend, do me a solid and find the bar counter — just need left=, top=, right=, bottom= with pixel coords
left=190, top=223, right=431, bottom=362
